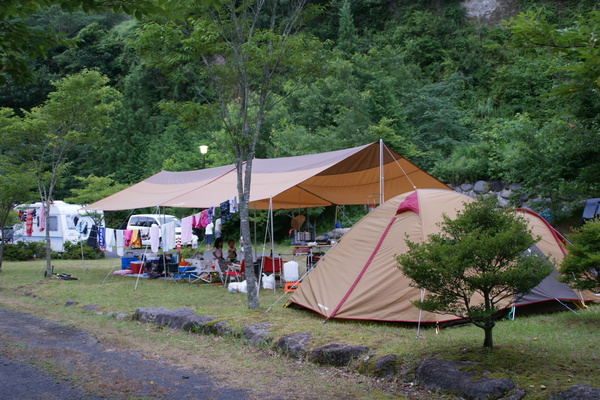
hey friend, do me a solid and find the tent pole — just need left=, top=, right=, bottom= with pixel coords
left=79, top=235, right=86, bottom=274
left=379, top=138, right=384, bottom=205
left=270, top=198, right=276, bottom=294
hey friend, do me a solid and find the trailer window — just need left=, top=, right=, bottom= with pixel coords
left=49, top=216, right=58, bottom=232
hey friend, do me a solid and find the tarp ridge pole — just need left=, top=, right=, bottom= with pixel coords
left=270, top=198, right=276, bottom=294
left=379, top=138, right=384, bottom=205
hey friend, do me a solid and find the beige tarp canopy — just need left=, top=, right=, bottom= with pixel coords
left=84, top=141, right=449, bottom=211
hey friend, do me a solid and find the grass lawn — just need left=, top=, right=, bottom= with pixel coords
left=0, top=256, right=598, bottom=399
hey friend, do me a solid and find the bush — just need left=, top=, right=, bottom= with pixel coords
left=52, top=241, right=105, bottom=260
left=559, top=219, right=600, bottom=292
left=2, top=241, right=47, bottom=261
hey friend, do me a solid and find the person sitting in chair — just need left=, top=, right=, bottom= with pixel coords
left=212, top=238, right=227, bottom=271
left=227, top=239, right=237, bottom=262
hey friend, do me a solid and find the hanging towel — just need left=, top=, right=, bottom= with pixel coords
left=199, top=209, right=209, bottom=228
left=220, top=200, right=231, bottom=221
left=76, top=219, right=88, bottom=235
left=123, top=230, right=133, bottom=247
left=87, top=225, right=99, bottom=247
left=38, top=204, right=45, bottom=232
left=105, top=228, right=115, bottom=252
left=162, top=222, right=176, bottom=251
left=150, top=224, right=160, bottom=253
left=193, top=212, right=202, bottom=229
left=116, top=230, right=125, bottom=256
left=181, top=216, right=193, bottom=245
left=229, top=196, right=238, bottom=213
left=130, top=229, right=141, bottom=248
left=98, top=226, right=106, bottom=251
left=25, top=210, right=33, bottom=236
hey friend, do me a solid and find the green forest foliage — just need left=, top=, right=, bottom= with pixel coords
left=1, top=0, right=599, bottom=230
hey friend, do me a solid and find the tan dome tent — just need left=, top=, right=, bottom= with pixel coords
left=287, top=189, right=596, bottom=324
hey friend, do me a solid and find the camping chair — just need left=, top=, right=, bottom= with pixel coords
left=223, top=262, right=244, bottom=288
left=260, top=256, right=283, bottom=286
left=187, top=259, right=215, bottom=284
left=166, top=262, right=183, bottom=283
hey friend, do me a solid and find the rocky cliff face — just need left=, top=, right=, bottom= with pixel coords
left=461, top=0, right=520, bottom=25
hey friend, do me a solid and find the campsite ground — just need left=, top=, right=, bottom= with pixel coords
left=0, top=258, right=598, bottom=399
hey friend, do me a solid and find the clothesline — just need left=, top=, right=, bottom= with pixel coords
left=84, top=197, right=239, bottom=257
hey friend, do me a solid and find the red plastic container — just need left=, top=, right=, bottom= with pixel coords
left=129, top=262, right=144, bottom=274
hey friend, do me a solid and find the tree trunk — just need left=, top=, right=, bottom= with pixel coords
left=241, top=201, right=259, bottom=309
left=44, top=200, right=52, bottom=278
left=0, top=240, right=4, bottom=272
left=483, top=325, right=494, bottom=349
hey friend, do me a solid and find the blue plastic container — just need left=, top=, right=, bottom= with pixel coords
left=121, top=257, right=138, bottom=269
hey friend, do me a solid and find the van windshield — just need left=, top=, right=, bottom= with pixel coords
left=158, top=216, right=181, bottom=227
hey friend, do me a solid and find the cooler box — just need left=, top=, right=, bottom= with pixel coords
left=129, top=261, right=144, bottom=274
left=284, top=281, right=301, bottom=293
left=121, top=257, right=138, bottom=269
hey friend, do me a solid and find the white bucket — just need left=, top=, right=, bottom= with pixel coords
left=283, top=261, right=299, bottom=282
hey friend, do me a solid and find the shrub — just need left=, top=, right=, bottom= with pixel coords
left=52, top=241, right=105, bottom=260
left=2, top=241, right=46, bottom=261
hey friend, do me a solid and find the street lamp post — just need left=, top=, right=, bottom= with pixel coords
left=199, top=145, right=208, bottom=169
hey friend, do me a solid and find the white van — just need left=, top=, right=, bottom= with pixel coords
left=12, top=201, right=103, bottom=252
left=126, top=214, right=182, bottom=247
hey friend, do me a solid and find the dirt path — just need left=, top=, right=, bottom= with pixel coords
left=0, top=307, right=258, bottom=400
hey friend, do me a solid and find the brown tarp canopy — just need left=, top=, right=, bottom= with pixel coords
left=83, top=141, right=449, bottom=211
left=287, top=189, right=596, bottom=323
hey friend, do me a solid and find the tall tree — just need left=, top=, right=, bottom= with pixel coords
left=134, top=0, right=324, bottom=308
left=396, top=198, right=553, bottom=349
left=4, top=69, right=121, bottom=277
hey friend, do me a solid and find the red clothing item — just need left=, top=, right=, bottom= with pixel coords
left=25, top=210, right=33, bottom=236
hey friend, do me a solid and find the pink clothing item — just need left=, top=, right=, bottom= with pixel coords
left=123, top=230, right=133, bottom=247
left=193, top=212, right=202, bottom=229
left=199, top=209, right=209, bottom=228
left=38, top=204, right=45, bottom=232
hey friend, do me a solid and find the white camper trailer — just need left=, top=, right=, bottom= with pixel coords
left=13, top=201, right=103, bottom=252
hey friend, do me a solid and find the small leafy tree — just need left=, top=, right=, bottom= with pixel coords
left=396, top=198, right=554, bottom=349
left=4, top=69, right=121, bottom=277
left=559, top=220, right=600, bottom=293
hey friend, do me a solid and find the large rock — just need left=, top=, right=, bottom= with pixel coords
left=473, top=180, right=489, bottom=194
left=134, top=307, right=225, bottom=334
left=308, top=343, right=370, bottom=367
left=550, top=384, right=600, bottom=400
left=136, top=307, right=197, bottom=330
left=460, top=183, right=474, bottom=192
left=488, top=181, right=505, bottom=192
left=358, top=354, right=399, bottom=378
left=415, top=358, right=515, bottom=399
left=242, top=323, right=275, bottom=347
left=273, top=332, right=312, bottom=359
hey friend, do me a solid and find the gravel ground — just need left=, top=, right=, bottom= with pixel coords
left=0, top=307, right=255, bottom=400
